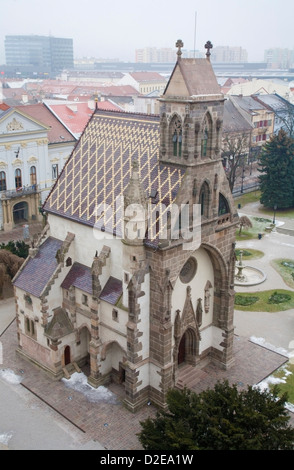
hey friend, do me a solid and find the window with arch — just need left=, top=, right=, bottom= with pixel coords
left=15, top=168, right=22, bottom=189
left=30, top=166, right=37, bottom=186
left=171, top=115, right=182, bottom=157
left=201, top=128, right=208, bottom=157
left=199, top=181, right=210, bottom=217
left=218, top=193, right=230, bottom=216
left=0, top=171, right=6, bottom=191
left=201, top=114, right=213, bottom=158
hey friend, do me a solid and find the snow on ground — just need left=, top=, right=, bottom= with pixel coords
left=250, top=336, right=289, bottom=357
left=0, top=369, right=22, bottom=385
left=251, top=336, right=294, bottom=413
left=62, top=372, right=118, bottom=404
left=0, top=432, right=13, bottom=446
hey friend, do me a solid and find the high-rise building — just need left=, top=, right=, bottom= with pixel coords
left=264, top=48, right=294, bottom=69
left=5, top=35, right=74, bottom=72
left=210, top=46, right=248, bottom=63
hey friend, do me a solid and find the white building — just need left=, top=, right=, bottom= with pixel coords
left=0, top=104, right=76, bottom=231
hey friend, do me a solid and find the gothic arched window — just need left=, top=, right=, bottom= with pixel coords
left=171, top=115, right=182, bottom=157
left=201, top=128, right=208, bottom=157
left=199, top=181, right=210, bottom=217
left=218, top=193, right=230, bottom=216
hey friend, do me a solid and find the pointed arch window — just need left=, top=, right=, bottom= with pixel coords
left=0, top=171, right=6, bottom=191
left=171, top=116, right=182, bottom=157
left=201, top=128, right=208, bottom=157
left=199, top=181, right=210, bottom=217
left=218, top=193, right=230, bottom=216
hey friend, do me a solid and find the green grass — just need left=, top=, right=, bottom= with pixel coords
left=235, top=190, right=294, bottom=219
left=235, top=248, right=264, bottom=260
left=267, top=363, right=294, bottom=405
left=234, top=289, right=294, bottom=312
left=234, top=191, right=261, bottom=206
left=271, top=259, right=294, bottom=289
left=236, top=215, right=272, bottom=241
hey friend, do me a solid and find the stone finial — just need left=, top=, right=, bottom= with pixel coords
left=205, top=40, right=213, bottom=60
left=176, top=39, right=184, bottom=60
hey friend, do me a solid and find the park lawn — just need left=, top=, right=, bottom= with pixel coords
left=235, top=248, right=264, bottom=260
left=235, top=191, right=294, bottom=219
left=267, top=363, right=294, bottom=405
left=234, top=191, right=261, bottom=206
left=271, top=259, right=294, bottom=289
left=234, top=289, right=294, bottom=312
left=236, top=215, right=272, bottom=241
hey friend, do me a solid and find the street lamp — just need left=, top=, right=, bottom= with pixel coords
left=273, top=204, right=277, bottom=225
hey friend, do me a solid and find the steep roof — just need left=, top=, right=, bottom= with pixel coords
left=164, top=58, right=221, bottom=97
left=16, top=103, right=76, bottom=144
left=223, top=99, right=253, bottom=133
left=13, top=237, right=63, bottom=297
left=43, top=109, right=185, bottom=238
left=45, top=100, right=121, bottom=136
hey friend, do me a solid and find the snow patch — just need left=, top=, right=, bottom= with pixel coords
left=0, top=432, right=13, bottom=446
left=0, top=369, right=22, bottom=385
left=62, top=372, right=118, bottom=404
left=250, top=336, right=289, bottom=357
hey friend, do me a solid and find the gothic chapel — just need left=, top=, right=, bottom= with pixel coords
left=13, top=41, right=238, bottom=411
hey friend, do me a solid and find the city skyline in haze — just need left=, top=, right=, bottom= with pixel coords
left=0, top=0, right=293, bottom=64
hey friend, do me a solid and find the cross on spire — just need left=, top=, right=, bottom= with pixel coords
left=205, top=40, right=213, bottom=60
left=176, top=39, right=184, bottom=60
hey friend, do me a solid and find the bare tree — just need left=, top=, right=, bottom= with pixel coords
left=222, top=133, right=251, bottom=192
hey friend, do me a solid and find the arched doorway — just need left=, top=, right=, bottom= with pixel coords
left=177, top=328, right=198, bottom=366
left=13, top=201, right=28, bottom=225
left=64, top=346, right=71, bottom=366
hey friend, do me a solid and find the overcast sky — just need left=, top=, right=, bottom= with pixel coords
left=0, top=0, right=293, bottom=64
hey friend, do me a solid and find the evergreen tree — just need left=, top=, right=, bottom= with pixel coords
left=138, top=381, right=294, bottom=450
left=258, top=129, right=294, bottom=209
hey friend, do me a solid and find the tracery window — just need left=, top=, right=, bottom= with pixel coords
left=218, top=193, right=230, bottom=216
left=171, top=116, right=182, bottom=157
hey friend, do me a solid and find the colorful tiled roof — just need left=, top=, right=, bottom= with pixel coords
left=61, top=262, right=92, bottom=294
left=13, top=237, right=63, bottom=297
left=43, top=109, right=185, bottom=239
left=99, top=276, right=122, bottom=305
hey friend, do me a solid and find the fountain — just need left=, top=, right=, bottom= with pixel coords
left=234, top=250, right=266, bottom=287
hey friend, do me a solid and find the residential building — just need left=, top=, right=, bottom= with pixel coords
left=222, top=98, right=253, bottom=168
left=264, top=48, right=294, bottom=69
left=118, top=72, right=167, bottom=95
left=229, top=95, right=275, bottom=158
left=252, top=94, right=294, bottom=137
left=0, top=104, right=76, bottom=231
left=13, top=41, right=238, bottom=412
left=5, top=35, right=74, bottom=73
left=211, top=46, right=248, bottom=63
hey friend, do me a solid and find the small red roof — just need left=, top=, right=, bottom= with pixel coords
left=0, top=103, right=10, bottom=111
left=46, top=100, right=121, bottom=135
left=16, top=103, right=76, bottom=144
